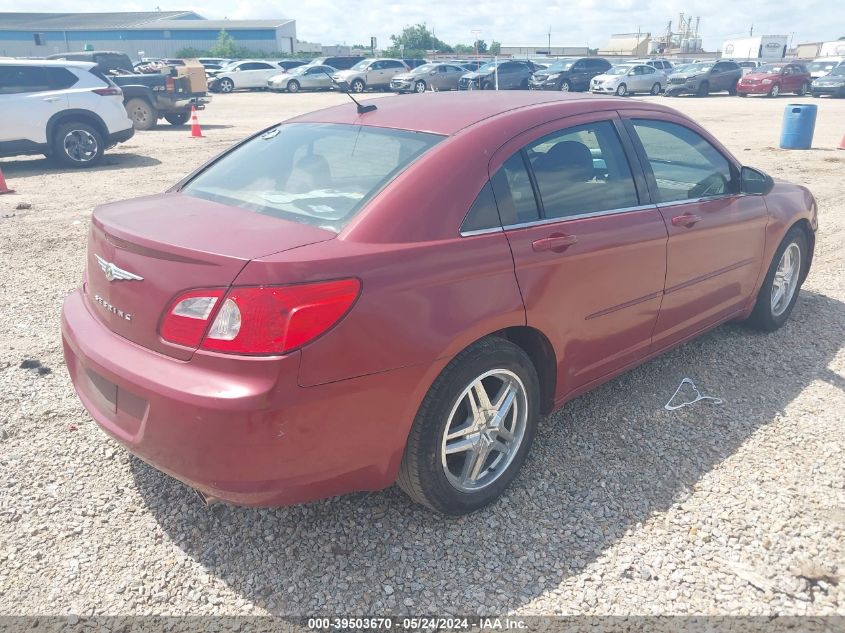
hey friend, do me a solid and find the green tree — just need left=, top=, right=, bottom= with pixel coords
left=389, top=23, right=453, bottom=53
left=490, top=40, right=501, bottom=55
left=453, top=43, right=473, bottom=54
left=474, top=39, right=488, bottom=54
left=210, top=29, right=237, bottom=58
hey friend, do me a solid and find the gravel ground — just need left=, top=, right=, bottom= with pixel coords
left=0, top=91, right=843, bottom=617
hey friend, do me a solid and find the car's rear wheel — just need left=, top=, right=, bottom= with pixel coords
left=697, top=81, right=710, bottom=97
left=124, top=98, right=156, bottom=131
left=163, top=112, right=189, bottom=126
left=218, top=78, right=235, bottom=93
left=768, top=83, right=781, bottom=97
left=559, top=80, right=571, bottom=92
left=745, top=228, right=808, bottom=331
left=52, top=121, right=104, bottom=168
left=615, top=83, right=627, bottom=96
left=351, top=79, right=365, bottom=93
left=397, top=337, right=540, bottom=515
left=728, top=83, right=738, bottom=96
left=650, top=82, right=661, bottom=95
left=287, top=80, right=300, bottom=93
left=797, top=82, right=810, bottom=96
left=414, top=80, right=427, bottom=93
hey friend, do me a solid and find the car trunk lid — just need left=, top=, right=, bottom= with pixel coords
left=84, top=192, right=335, bottom=360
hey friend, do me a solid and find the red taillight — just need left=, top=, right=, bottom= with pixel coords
left=160, top=279, right=361, bottom=355
left=92, top=87, right=122, bottom=96
left=164, top=76, right=175, bottom=92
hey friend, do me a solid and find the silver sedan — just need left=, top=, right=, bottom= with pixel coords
left=268, top=65, right=337, bottom=93
left=390, top=63, right=468, bottom=93
left=590, top=64, right=667, bottom=96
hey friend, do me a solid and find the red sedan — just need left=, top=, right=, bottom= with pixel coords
left=61, top=92, right=817, bottom=515
left=737, top=62, right=812, bottom=97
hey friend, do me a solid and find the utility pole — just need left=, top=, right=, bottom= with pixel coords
left=471, top=29, right=482, bottom=59
left=750, top=24, right=754, bottom=36
left=548, top=26, right=551, bottom=53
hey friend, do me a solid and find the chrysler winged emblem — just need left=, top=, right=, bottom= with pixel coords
left=95, top=255, right=144, bottom=282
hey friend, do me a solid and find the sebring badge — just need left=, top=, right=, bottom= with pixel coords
left=95, top=254, right=144, bottom=282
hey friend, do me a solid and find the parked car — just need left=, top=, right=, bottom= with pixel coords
left=305, top=56, right=366, bottom=71
left=272, top=59, right=308, bottom=72
left=391, top=62, right=467, bottom=93
left=736, top=60, right=763, bottom=75
left=631, top=58, right=674, bottom=72
left=590, top=63, right=666, bottom=96
left=0, top=59, right=134, bottom=167
left=268, top=64, right=336, bottom=92
left=664, top=60, right=742, bottom=96
left=458, top=60, right=540, bottom=90
left=210, top=60, right=284, bottom=93
left=60, top=92, right=817, bottom=514
left=450, top=59, right=485, bottom=72
left=811, top=64, right=845, bottom=97
left=402, top=58, right=429, bottom=69
left=332, top=58, right=409, bottom=93
left=807, top=57, right=843, bottom=79
left=528, top=57, right=611, bottom=91
left=197, top=57, right=231, bottom=69
left=737, top=62, right=812, bottom=97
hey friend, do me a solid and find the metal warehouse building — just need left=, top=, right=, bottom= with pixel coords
left=0, top=11, right=296, bottom=59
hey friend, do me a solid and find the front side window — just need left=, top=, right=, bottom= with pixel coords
left=631, top=119, right=736, bottom=203
left=523, top=121, right=639, bottom=220
left=182, top=123, right=443, bottom=232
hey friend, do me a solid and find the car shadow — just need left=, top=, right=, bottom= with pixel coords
left=0, top=153, right=161, bottom=175
left=131, top=289, right=844, bottom=613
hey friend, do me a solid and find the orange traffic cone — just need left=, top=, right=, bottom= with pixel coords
left=189, top=105, right=203, bottom=138
left=0, top=166, right=14, bottom=195
left=838, top=135, right=845, bottom=150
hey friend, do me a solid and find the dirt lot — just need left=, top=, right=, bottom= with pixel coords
left=1, top=91, right=843, bottom=617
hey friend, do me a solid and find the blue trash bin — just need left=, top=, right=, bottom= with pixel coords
left=780, top=104, right=818, bottom=150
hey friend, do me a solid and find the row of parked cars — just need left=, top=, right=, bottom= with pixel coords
left=209, top=54, right=845, bottom=100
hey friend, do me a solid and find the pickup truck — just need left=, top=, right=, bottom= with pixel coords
left=46, top=51, right=210, bottom=130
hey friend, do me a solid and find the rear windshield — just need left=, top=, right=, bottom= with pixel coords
left=181, top=122, right=443, bottom=232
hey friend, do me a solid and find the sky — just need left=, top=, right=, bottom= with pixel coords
left=0, top=0, right=840, bottom=52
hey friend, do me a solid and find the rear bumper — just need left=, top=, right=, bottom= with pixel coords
left=61, top=289, right=437, bottom=507
left=107, top=126, right=135, bottom=146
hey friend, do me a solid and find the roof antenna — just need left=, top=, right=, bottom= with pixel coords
left=321, top=70, right=377, bottom=114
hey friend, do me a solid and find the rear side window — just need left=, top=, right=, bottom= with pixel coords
left=48, top=67, right=79, bottom=89
left=490, top=153, right=541, bottom=226
left=460, top=182, right=501, bottom=233
left=182, top=123, right=443, bottom=232
left=630, top=119, right=736, bottom=202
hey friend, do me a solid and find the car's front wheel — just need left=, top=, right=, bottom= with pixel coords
left=615, top=83, right=627, bottom=96
left=414, top=80, right=427, bottom=93
left=797, top=82, right=810, bottom=96
left=218, top=78, right=235, bottom=93
left=52, top=121, right=104, bottom=168
left=397, top=337, right=540, bottom=515
left=768, top=83, right=781, bottom=97
left=745, top=227, right=808, bottom=331
left=559, top=80, right=571, bottom=92
left=350, top=79, right=365, bottom=93
left=650, top=82, right=661, bottom=95
left=287, top=80, right=300, bottom=93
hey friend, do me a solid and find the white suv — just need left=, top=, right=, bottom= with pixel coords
left=0, top=60, right=134, bottom=167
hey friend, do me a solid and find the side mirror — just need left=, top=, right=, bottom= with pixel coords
left=430, top=71, right=437, bottom=76
left=740, top=166, right=774, bottom=195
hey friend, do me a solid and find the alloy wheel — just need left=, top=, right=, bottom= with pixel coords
left=770, top=83, right=780, bottom=97
left=770, top=242, right=801, bottom=317
left=415, top=80, right=426, bottom=93
left=62, top=129, right=99, bottom=163
left=559, top=81, right=570, bottom=92
left=440, top=369, right=528, bottom=493
left=220, top=79, right=234, bottom=93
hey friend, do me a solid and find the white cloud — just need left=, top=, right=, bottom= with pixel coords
left=0, top=0, right=839, bottom=51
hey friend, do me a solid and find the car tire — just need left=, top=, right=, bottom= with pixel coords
left=797, top=82, right=809, bottom=96
left=124, top=98, right=156, bottom=131
left=287, top=80, right=300, bottom=93
left=738, top=92, right=748, bottom=97
left=351, top=79, right=365, bottom=93
left=481, top=81, right=494, bottom=90
left=768, top=83, right=780, bottom=97
left=397, top=336, right=541, bottom=515
left=414, top=80, right=427, bottom=93
left=697, top=81, right=710, bottom=97
left=51, top=121, right=104, bottom=168
left=728, top=83, right=738, bottom=96
left=163, top=112, right=189, bottom=126
left=615, top=83, right=627, bottom=96
left=744, top=227, right=808, bottom=332
left=559, top=80, right=571, bottom=92
left=650, top=82, right=661, bottom=95
left=218, top=78, right=235, bottom=94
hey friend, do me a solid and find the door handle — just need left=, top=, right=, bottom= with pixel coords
left=532, top=233, right=578, bottom=253
left=671, top=213, right=703, bottom=228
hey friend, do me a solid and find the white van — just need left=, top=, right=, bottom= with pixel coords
left=807, top=57, right=844, bottom=79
